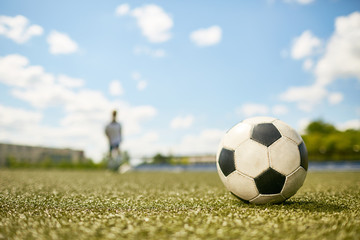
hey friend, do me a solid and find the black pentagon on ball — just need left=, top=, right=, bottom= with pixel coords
left=298, top=142, right=308, bottom=170
left=218, top=148, right=236, bottom=177
left=251, top=123, right=282, bottom=147
left=254, top=168, right=286, bottom=194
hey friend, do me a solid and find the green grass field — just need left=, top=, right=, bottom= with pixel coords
left=0, top=170, right=359, bottom=240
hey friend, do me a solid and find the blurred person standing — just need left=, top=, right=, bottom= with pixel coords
left=105, top=110, right=122, bottom=159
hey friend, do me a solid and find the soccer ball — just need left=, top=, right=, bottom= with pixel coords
left=216, top=116, right=308, bottom=204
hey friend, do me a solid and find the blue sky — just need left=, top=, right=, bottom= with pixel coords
left=0, top=0, right=359, bottom=162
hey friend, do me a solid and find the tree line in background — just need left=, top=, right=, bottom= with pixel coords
left=1, top=120, right=359, bottom=169
left=302, top=120, right=359, bottom=161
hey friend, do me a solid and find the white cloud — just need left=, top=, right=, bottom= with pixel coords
left=12, top=84, right=75, bottom=109
left=291, top=30, right=322, bottom=59
left=61, top=95, right=157, bottom=138
left=314, top=11, right=360, bottom=86
left=303, top=58, right=314, bottom=71
left=0, top=15, right=43, bottom=43
left=281, top=12, right=360, bottom=111
left=47, top=31, right=78, bottom=55
left=130, top=4, right=173, bottom=43
left=170, top=115, right=194, bottom=129
left=115, top=4, right=130, bottom=16
left=122, top=131, right=163, bottom=158
left=173, top=129, right=225, bottom=155
left=0, top=55, right=82, bottom=109
left=58, top=74, right=84, bottom=88
left=116, top=4, right=173, bottom=43
left=327, top=92, right=343, bottom=105
left=272, top=105, right=288, bottom=115
left=64, top=90, right=112, bottom=113
left=0, top=54, right=54, bottom=88
left=237, top=104, right=287, bottom=118
left=280, top=84, right=327, bottom=111
left=190, top=25, right=222, bottom=47
left=336, top=119, right=360, bottom=131
left=109, top=80, right=124, bottom=96
left=0, top=54, right=77, bottom=108
left=237, top=103, right=269, bottom=117
left=0, top=105, right=88, bottom=155
left=124, top=128, right=225, bottom=158
left=134, top=45, right=166, bottom=58
left=0, top=104, right=42, bottom=128
left=283, top=0, right=315, bottom=5
left=296, top=0, right=315, bottom=4
left=280, top=85, right=326, bottom=105
left=280, top=85, right=343, bottom=111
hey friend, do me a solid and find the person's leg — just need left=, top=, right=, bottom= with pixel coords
left=109, top=145, right=113, bottom=158
left=116, top=147, right=121, bottom=159
left=114, top=145, right=121, bottom=165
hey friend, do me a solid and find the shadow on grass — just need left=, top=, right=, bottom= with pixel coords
left=280, top=199, right=348, bottom=212
left=231, top=199, right=349, bottom=213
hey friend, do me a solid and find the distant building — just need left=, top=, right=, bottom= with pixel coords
left=0, top=143, right=85, bottom=167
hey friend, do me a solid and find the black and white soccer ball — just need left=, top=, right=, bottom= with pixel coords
left=216, top=116, right=308, bottom=204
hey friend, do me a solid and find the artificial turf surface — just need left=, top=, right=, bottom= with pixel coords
left=0, top=170, right=359, bottom=240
